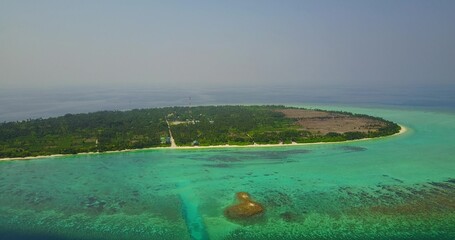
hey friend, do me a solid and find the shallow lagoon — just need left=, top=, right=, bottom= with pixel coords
left=1, top=106, right=454, bottom=240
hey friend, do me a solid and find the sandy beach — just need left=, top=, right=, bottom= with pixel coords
left=0, top=125, right=407, bottom=162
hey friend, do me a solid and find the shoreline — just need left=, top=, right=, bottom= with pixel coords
left=0, top=125, right=407, bottom=162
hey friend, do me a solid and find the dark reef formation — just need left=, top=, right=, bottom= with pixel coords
left=224, top=192, right=264, bottom=220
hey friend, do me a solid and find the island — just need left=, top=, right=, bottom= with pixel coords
left=0, top=105, right=401, bottom=158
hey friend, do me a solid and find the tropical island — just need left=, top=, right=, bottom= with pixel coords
left=0, top=105, right=401, bottom=158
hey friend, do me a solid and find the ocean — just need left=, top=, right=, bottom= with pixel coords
left=0, top=87, right=454, bottom=239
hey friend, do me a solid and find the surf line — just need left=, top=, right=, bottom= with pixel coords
left=177, top=180, right=209, bottom=240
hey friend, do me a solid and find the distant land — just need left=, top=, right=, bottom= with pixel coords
left=0, top=105, right=400, bottom=158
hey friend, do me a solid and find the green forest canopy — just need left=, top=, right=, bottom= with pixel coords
left=0, top=105, right=400, bottom=158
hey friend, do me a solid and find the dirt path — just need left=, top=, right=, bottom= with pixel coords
left=165, top=118, right=177, bottom=148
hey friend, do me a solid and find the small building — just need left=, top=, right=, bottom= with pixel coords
left=192, top=140, right=199, bottom=146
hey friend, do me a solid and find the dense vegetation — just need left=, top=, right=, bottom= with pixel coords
left=168, top=105, right=298, bottom=145
left=0, top=109, right=169, bottom=158
left=167, top=106, right=400, bottom=146
left=0, top=105, right=400, bottom=158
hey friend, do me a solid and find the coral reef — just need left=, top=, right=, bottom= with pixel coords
left=224, top=192, right=264, bottom=219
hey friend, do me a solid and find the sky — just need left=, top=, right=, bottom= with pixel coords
left=1, top=0, right=455, bottom=92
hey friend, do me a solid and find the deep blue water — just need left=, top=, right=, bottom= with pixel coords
left=0, top=86, right=453, bottom=122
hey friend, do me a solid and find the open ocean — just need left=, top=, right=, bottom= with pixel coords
left=0, top=87, right=454, bottom=239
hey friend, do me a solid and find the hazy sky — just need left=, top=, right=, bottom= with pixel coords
left=1, top=0, right=454, bottom=90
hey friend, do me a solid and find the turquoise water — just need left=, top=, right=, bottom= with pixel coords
left=0, top=106, right=454, bottom=239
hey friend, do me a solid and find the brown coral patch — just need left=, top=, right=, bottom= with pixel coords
left=224, top=192, right=264, bottom=220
